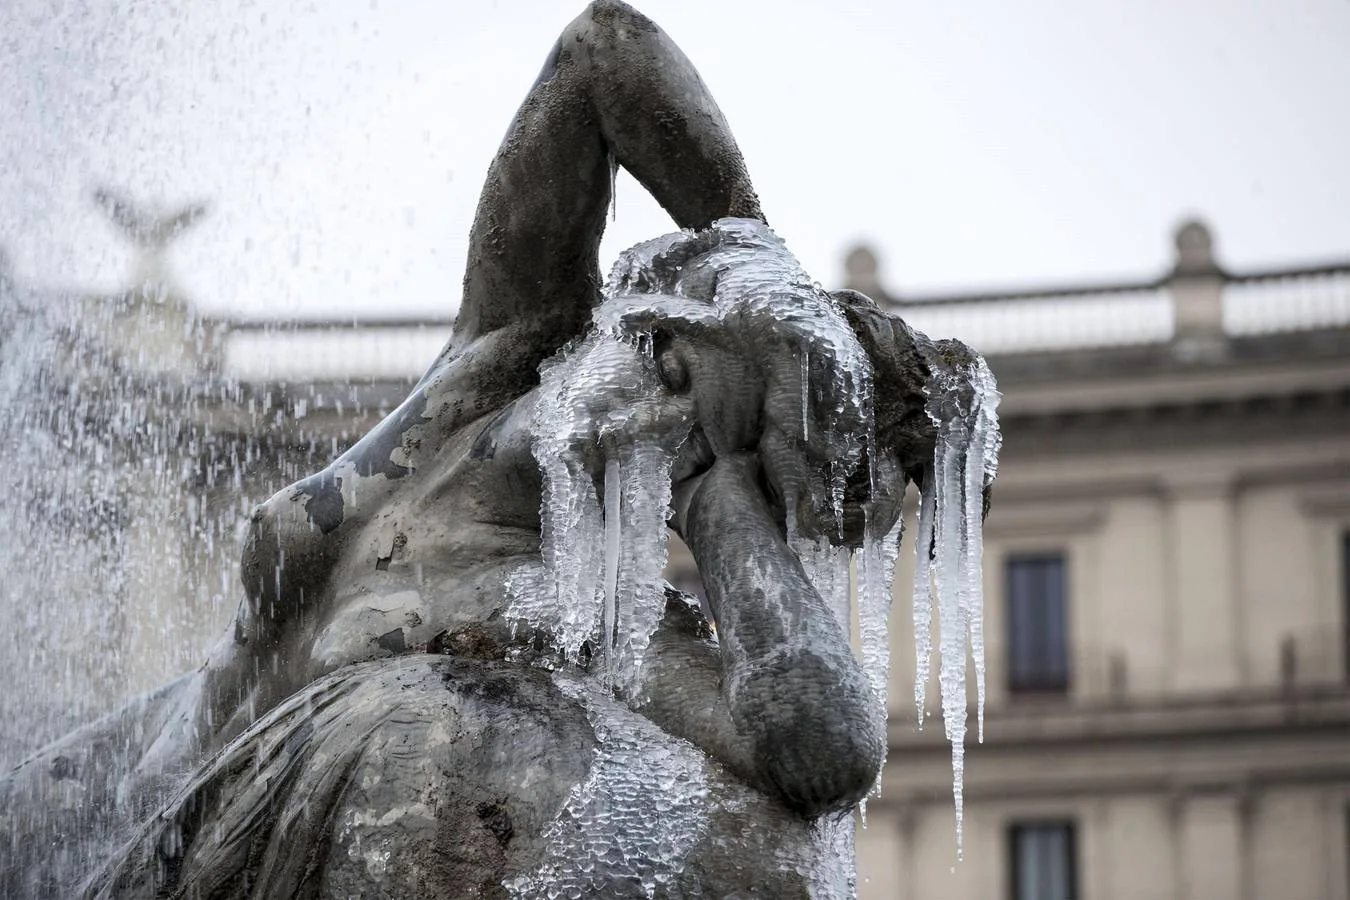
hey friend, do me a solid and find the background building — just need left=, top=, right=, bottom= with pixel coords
left=849, top=222, right=1350, bottom=900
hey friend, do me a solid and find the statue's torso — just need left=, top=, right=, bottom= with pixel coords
left=239, top=397, right=549, bottom=694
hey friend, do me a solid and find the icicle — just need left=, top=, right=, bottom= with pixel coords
left=859, top=502, right=903, bottom=721
left=967, top=360, right=1002, bottom=741
left=608, top=151, right=619, bottom=223
left=829, top=461, right=846, bottom=540
left=530, top=339, right=644, bottom=664
left=784, top=485, right=801, bottom=547
left=792, top=536, right=851, bottom=640
left=915, top=353, right=1003, bottom=859
left=603, top=456, right=621, bottom=686
left=614, top=440, right=681, bottom=696
left=960, top=431, right=985, bottom=744
left=532, top=444, right=606, bottom=663
left=931, top=430, right=968, bottom=858
left=911, top=476, right=936, bottom=729
left=834, top=547, right=852, bottom=641
left=800, top=347, right=810, bottom=442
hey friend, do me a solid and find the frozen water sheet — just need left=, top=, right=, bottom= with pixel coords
left=526, top=331, right=684, bottom=690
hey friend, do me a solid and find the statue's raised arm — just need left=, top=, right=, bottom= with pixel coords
left=456, top=0, right=762, bottom=346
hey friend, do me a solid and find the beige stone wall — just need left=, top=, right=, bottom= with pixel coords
left=860, top=786, right=1350, bottom=900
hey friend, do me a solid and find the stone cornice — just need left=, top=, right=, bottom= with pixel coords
left=1000, top=387, right=1350, bottom=460
left=876, top=687, right=1350, bottom=807
left=888, top=686, right=1350, bottom=751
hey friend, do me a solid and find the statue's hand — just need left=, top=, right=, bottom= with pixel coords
left=539, top=339, right=695, bottom=480
left=597, top=395, right=695, bottom=456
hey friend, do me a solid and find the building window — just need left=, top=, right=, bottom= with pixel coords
left=1009, top=821, right=1077, bottom=900
left=1007, top=554, right=1070, bottom=693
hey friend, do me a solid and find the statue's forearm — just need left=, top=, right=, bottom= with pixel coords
left=680, top=454, right=885, bottom=817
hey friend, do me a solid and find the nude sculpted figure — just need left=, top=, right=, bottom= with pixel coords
left=1, top=4, right=990, bottom=896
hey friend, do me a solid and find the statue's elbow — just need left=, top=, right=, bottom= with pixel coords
left=237, top=492, right=332, bottom=633
left=761, top=722, right=884, bottom=819
left=737, top=653, right=885, bottom=818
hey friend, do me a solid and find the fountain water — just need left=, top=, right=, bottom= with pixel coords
left=0, top=192, right=238, bottom=767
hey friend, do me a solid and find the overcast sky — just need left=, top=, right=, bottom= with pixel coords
left=2, top=0, right=1348, bottom=320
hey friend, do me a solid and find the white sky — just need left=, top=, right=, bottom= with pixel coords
left=2, top=0, right=1348, bottom=320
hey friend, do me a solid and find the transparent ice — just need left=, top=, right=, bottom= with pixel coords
left=912, top=355, right=1002, bottom=857
left=526, top=330, right=686, bottom=695
left=504, top=674, right=857, bottom=899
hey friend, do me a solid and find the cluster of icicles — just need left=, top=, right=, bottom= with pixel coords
left=519, top=219, right=1002, bottom=853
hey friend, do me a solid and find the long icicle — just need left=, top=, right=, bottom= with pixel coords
left=602, top=457, right=622, bottom=688
left=932, top=432, right=968, bottom=860
left=960, top=435, right=986, bottom=744
left=912, top=473, right=936, bottom=729
left=859, top=497, right=904, bottom=801
left=615, top=440, right=680, bottom=697
left=964, top=360, right=1001, bottom=741
left=920, top=356, right=1004, bottom=860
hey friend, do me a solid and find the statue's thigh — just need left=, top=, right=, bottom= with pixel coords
left=94, top=657, right=596, bottom=900
left=314, top=658, right=597, bottom=899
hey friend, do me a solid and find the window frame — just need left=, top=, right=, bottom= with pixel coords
left=1342, top=530, right=1350, bottom=681
left=1007, top=818, right=1079, bottom=900
left=1005, top=552, right=1071, bottom=695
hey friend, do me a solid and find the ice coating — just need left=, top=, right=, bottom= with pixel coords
left=529, top=217, right=883, bottom=695
left=612, top=439, right=679, bottom=692
left=528, top=333, right=686, bottom=691
left=600, top=217, right=874, bottom=498
left=603, top=458, right=621, bottom=682
left=503, top=675, right=712, bottom=898
left=912, top=485, right=937, bottom=727
left=607, top=218, right=882, bottom=698
left=528, top=340, right=610, bottom=664
left=858, top=506, right=904, bottom=752
left=913, top=354, right=1003, bottom=857
left=793, top=537, right=853, bottom=641
left=504, top=674, right=856, bottom=899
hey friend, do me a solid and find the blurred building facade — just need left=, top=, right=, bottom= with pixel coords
left=849, top=223, right=1350, bottom=900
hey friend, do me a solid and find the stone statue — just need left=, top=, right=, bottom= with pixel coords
left=1, top=3, right=997, bottom=897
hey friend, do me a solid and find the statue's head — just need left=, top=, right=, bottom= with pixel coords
left=518, top=220, right=964, bottom=740
left=598, top=219, right=887, bottom=543
left=541, top=218, right=935, bottom=546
